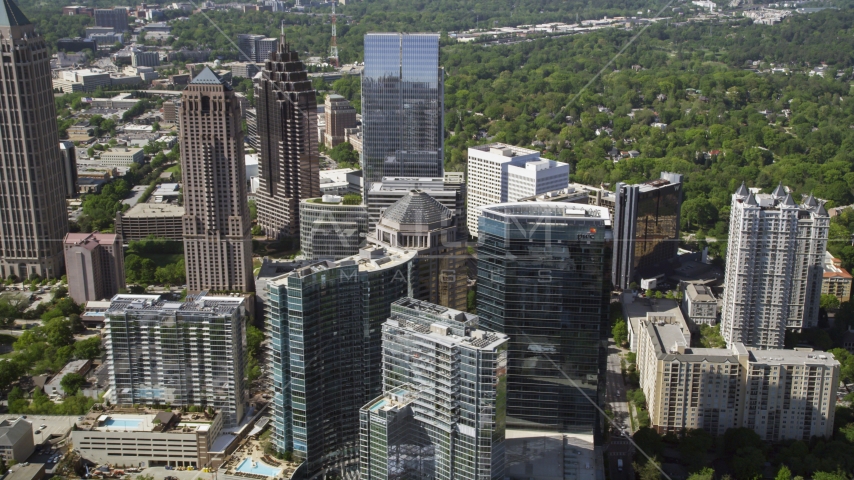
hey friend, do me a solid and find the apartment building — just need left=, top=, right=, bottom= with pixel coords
left=360, top=298, right=508, bottom=479
left=64, top=233, right=125, bottom=304
left=822, top=251, right=852, bottom=304
left=466, top=144, right=568, bottom=236
left=105, top=293, right=248, bottom=427
left=637, top=321, right=839, bottom=440
left=299, top=195, right=368, bottom=260
left=721, top=184, right=829, bottom=349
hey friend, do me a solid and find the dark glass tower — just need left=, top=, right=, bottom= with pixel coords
left=477, top=203, right=611, bottom=434
left=255, top=35, right=320, bottom=238
left=361, top=33, right=444, bottom=197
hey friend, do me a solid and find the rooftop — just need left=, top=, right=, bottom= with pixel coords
left=469, top=143, right=540, bottom=159
left=64, top=232, right=120, bottom=249
left=122, top=202, right=185, bottom=218
left=685, top=283, right=716, bottom=302
left=480, top=202, right=610, bottom=222
left=1, top=0, right=30, bottom=28
left=107, top=292, right=245, bottom=316
left=380, top=190, right=452, bottom=225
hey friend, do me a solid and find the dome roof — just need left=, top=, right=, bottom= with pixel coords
left=380, top=190, right=452, bottom=226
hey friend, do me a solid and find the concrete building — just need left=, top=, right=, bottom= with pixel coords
left=105, top=293, right=248, bottom=427
left=0, top=418, right=34, bottom=463
left=721, top=185, right=829, bottom=349
left=266, top=248, right=415, bottom=478
left=477, top=203, right=611, bottom=434
left=72, top=410, right=233, bottom=469
left=53, top=69, right=112, bottom=93
left=324, top=94, right=357, bottom=147
left=59, top=141, right=78, bottom=198
left=360, top=298, right=508, bottom=479
left=116, top=203, right=184, bottom=242
left=64, top=233, right=125, bottom=304
left=94, top=7, right=128, bottom=32
left=318, top=168, right=360, bottom=196
left=0, top=4, right=69, bottom=280
left=371, top=190, right=468, bottom=311
left=362, top=33, right=444, bottom=197
left=180, top=68, right=253, bottom=292
left=132, top=50, right=160, bottom=67
left=822, top=251, right=852, bottom=304
left=621, top=292, right=692, bottom=353
left=97, top=147, right=144, bottom=167
left=43, top=359, right=91, bottom=398
left=162, top=99, right=180, bottom=124
left=612, top=172, right=684, bottom=290
left=299, top=195, right=368, bottom=260
left=255, top=35, right=320, bottom=239
left=230, top=62, right=260, bottom=79
left=637, top=320, right=839, bottom=440
left=682, top=283, right=718, bottom=325
left=466, top=144, right=568, bottom=236
left=366, top=177, right=466, bottom=232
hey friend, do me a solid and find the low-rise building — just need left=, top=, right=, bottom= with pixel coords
left=366, top=177, right=466, bottom=232
left=53, top=69, right=111, bottom=93
left=97, top=147, right=144, bottom=167
left=115, top=203, right=184, bottom=242
left=822, top=251, right=852, bottom=304
left=72, top=410, right=236, bottom=469
left=682, top=283, right=718, bottom=325
left=637, top=321, right=839, bottom=440
left=0, top=418, right=34, bottom=463
left=44, top=359, right=92, bottom=399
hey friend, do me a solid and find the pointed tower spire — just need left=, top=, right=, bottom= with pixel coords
left=736, top=181, right=749, bottom=197
left=745, top=191, right=758, bottom=206
left=805, top=193, right=817, bottom=207
left=782, top=193, right=797, bottom=207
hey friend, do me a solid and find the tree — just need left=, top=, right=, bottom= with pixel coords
left=634, top=457, right=662, bottom=480
left=775, top=465, right=793, bottom=480
left=60, top=372, right=85, bottom=396
left=811, top=472, right=848, bottom=480
left=821, top=294, right=840, bottom=310
left=43, top=317, right=74, bottom=348
left=632, top=427, right=663, bottom=464
left=612, top=320, right=628, bottom=346
left=246, top=325, right=264, bottom=358
left=69, top=314, right=85, bottom=333
left=687, top=468, right=715, bottom=480
left=74, top=336, right=102, bottom=360
left=679, top=429, right=713, bottom=472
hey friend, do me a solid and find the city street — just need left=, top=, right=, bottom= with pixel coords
left=605, top=342, right=634, bottom=480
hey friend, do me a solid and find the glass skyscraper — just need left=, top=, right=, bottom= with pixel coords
left=361, top=33, right=444, bottom=197
left=477, top=203, right=611, bottom=434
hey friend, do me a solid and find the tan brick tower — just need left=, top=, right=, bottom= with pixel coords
left=180, top=67, right=253, bottom=292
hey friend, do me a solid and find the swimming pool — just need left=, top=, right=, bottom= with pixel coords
left=236, top=458, right=281, bottom=478
left=103, top=418, right=143, bottom=429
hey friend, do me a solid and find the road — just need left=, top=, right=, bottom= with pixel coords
left=605, top=342, right=634, bottom=480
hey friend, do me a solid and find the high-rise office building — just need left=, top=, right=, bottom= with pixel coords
left=477, top=203, right=611, bottom=434
left=266, top=247, right=415, bottom=478
left=637, top=320, right=839, bottom=440
left=105, top=293, right=248, bottom=427
left=466, top=144, right=569, bottom=236
left=360, top=298, right=508, bottom=479
left=371, top=190, right=468, bottom=311
left=361, top=33, right=443, bottom=197
left=255, top=36, right=320, bottom=238
left=324, top=94, right=357, bottom=147
left=721, top=184, right=829, bottom=349
left=299, top=195, right=368, bottom=260
left=0, top=3, right=69, bottom=280
left=94, top=7, right=128, bottom=32
left=611, top=172, right=683, bottom=290
left=59, top=141, right=78, bottom=198
left=63, top=233, right=125, bottom=304
left=179, top=68, right=253, bottom=292
left=237, top=34, right=277, bottom=63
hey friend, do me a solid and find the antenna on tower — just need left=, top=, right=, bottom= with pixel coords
left=329, top=3, right=339, bottom=67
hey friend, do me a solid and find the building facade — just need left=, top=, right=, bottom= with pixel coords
left=822, top=251, right=852, bottom=304
left=59, top=141, right=78, bottom=198
left=237, top=34, right=277, bottom=63
left=266, top=249, right=414, bottom=479
left=105, top=293, right=248, bottom=427
left=132, top=50, right=160, bottom=67
left=371, top=190, right=468, bottom=311
left=612, top=172, right=683, bottom=290
left=324, top=94, right=357, bottom=147
left=0, top=4, right=69, bottom=280
left=721, top=185, right=829, bottom=349
left=682, top=283, right=718, bottom=325
left=94, top=7, right=128, bottom=32
left=299, top=195, right=368, bottom=260
left=179, top=68, right=253, bottom=292
left=98, top=147, right=144, bottom=167
left=361, top=33, right=444, bottom=197
left=477, top=203, right=611, bottom=434
left=0, top=418, right=33, bottom=463
left=637, top=321, right=839, bottom=440
left=366, top=176, right=466, bottom=232
left=64, top=233, right=125, bottom=304
left=116, top=204, right=184, bottom=242
left=466, top=144, right=568, bottom=237
left=360, top=298, right=508, bottom=480
left=255, top=36, right=320, bottom=238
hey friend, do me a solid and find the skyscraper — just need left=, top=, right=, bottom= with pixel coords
left=255, top=35, right=320, bottom=238
left=179, top=68, right=253, bottom=292
left=477, top=203, right=611, bottom=434
left=360, top=298, right=508, bottom=479
left=266, top=247, right=415, bottom=478
left=63, top=233, right=125, bottom=304
left=105, top=293, right=248, bottom=427
left=361, top=33, right=443, bottom=197
left=0, top=1, right=69, bottom=279
left=612, top=172, right=683, bottom=289
left=721, top=184, right=829, bottom=349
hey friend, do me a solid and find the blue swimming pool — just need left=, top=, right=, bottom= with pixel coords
left=236, top=458, right=281, bottom=478
left=104, top=418, right=142, bottom=429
